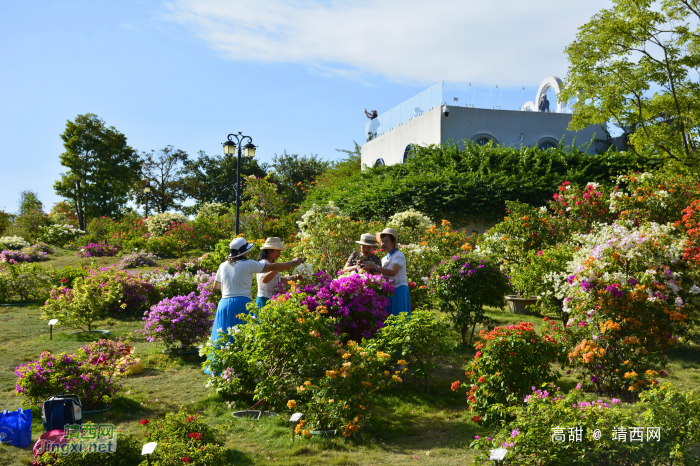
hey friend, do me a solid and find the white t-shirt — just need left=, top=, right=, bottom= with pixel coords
left=215, top=260, right=266, bottom=299
left=257, top=259, right=284, bottom=298
left=381, top=249, right=408, bottom=287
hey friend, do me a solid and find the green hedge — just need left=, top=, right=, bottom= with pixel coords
left=304, top=142, right=659, bottom=224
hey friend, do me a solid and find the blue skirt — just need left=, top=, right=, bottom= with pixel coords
left=255, top=296, right=269, bottom=310
left=205, top=296, right=251, bottom=375
left=387, top=285, right=411, bottom=317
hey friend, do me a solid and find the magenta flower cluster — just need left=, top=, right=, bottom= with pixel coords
left=301, top=272, right=394, bottom=339
left=138, top=289, right=216, bottom=349
left=78, top=242, right=121, bottom=257
left=14, top=339, right=131, bottom=406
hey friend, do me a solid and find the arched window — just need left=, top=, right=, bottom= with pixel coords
left=403, top=144, right=414, bottom=163
left=374, top=158, right=385, bottom=167
left=538, top=139, right=557, bottom=151
left=475, top=137, right=491, bottom=146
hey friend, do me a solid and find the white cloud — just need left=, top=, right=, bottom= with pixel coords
left=164, top=0, right=610, bottom=85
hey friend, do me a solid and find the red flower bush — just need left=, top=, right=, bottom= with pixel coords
left=452, top=320, right=565, bottom=420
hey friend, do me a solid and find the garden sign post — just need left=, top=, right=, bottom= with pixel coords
left=223, top=133, right=257, bottom=235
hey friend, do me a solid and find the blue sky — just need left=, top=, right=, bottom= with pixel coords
left=0, top=0, right=610, bottom=212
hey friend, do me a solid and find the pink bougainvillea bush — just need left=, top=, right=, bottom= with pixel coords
left=78, top=241, right=121, bottom=258
left=14, top=339, right=134, bottom=407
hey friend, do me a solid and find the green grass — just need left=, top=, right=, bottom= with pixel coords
left=1, top=258, right=699, bottom=464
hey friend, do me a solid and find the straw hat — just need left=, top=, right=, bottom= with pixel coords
left=355, top=233, right=379, bottom=247
left=228, top=237, right=254, bottom=258
left=377, top=228, right=399, bottom=243
left=260, top=237, right=287, bottom=251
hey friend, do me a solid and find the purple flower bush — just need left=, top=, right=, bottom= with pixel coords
left=78, top=242, right=121, bottom=257
left=14, top=339, right=133, bottom=407
left=298, top=271, right=393, bottom=340
left=119, top=250, right=160, bottom=268
left=1, top=244, right=50, bottom=263
left=87, top=268, right=161, bottom=316
left=138, top=288, right=216, bottom=350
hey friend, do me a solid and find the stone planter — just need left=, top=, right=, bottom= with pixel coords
left=505, top=295, right=540, bottom=314
left=232, top=410, right=279, bottom=420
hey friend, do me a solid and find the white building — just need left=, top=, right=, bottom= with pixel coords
left=361, top=77, right=607, bottom=167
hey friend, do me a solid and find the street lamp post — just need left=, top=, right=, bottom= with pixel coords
left=143, top=181, right=151, bottom=218
left=223, top=132, right=256, bottom=235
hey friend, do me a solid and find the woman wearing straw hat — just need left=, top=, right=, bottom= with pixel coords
left=342, top=233, right=382, bottom=274
left=256, top=237, right=300, bottom=309
left=361, top=228, right=411, bottom=316
left=210, top=237, right=303, bottom=342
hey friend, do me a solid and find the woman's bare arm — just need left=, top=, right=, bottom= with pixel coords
left=262, top=258, right=303, bottom=272
left=214, top=281, right=222, bottom=290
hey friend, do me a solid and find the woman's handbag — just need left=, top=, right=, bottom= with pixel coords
left=0, top=407, right=33, bottom=448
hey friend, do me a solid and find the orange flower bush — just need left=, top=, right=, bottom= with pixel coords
left=451, top=319, right=565, bottom=420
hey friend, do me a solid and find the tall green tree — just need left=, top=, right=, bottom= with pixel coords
left=270, top=151, right=330, bottom=210
left=561, top=0, right=700, bottom=174
left=54, top=114, right=142, bottom=229
left=131, top=145, right=189, bottom=214
left=17, top=190, right=43, bottom=215
left=181, top=150, right=268, bottom=216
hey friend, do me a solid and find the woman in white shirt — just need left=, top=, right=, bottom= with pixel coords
left=210, top=237, right=302, bottom=343
left=362, top=228, right=411, bottom=316
left=255, top=237, right=299, bottom=309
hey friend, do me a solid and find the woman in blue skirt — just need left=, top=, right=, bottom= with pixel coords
left=362, top=228, right=411, bottom=316
left=205, top=237, right=302, bottom=374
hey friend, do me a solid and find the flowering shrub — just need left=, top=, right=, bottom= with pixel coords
left=0, top=262, right=52, bottom=302
left=562, top=221, right=693, bottom=395
left=429, top=252, right=510, bottom=344
left=369, top=310, right=452, bottom=387
left=89, top=268, right=161, bottom=316
left=386, top=208, right=433, bottom=244
left=144, top=222, right=196, bottom=257
left=295, top=201, right=383, bottom=273
left=454, top=319, right=565, bottom=420
left=14, top=339, right=133, bottom=407
left=138, top=407, right=228, bottom=466
left=78, top=242, right=121, bottom=257
left=549, top=181, right=615, bottom=235
left=240, top=174, right=287, bottom=239
left=196, top=202, right=229, bottom=219
left=138, top=290, right=216, bottom=350
left=142, top=269, right=211, bottom=299
left=35, top=224, right=84, bottom=247
left=306, top=272, right=394, bottom=340
left=49, top=265, right=88, bottom=288
left=294, top=340, right=405, bottom=435
left=470, top=384, right=700, bottom=466
left=0, top=235, right=30, bottom=250
left=1, top=244, right=49, bottom=263
left=146, top=212, right=189, bottom=236
left=118, top=250, right=160, bottom=268
left=202, top=284, right=338, bottom=405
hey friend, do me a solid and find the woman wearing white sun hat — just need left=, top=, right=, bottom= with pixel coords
left=361, top=228, right=411, bottom=316
left=207, top=237, right=302, bottom=350
left=255, top=237, right=301, bottom=310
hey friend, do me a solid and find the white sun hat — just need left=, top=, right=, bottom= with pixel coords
left=228, top=237, right=254, bottom=259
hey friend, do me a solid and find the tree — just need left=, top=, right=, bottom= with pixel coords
left=131, top=146, right=189, bottom=214
left=270, top=151, right=329, bottom=210
left=54, top=114, right=142, bottom=230
left=49, top=201, right=79, bottom=227
left=180, top=150, right=268, bottom=216
left=13, top=190, right=50, bottom=239
left=18, top=190, right=43, bottom=215
left=561, top=0, right=700, bottom=174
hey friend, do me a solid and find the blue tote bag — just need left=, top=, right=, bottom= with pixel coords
left=0, top=408, right=32, bottom=448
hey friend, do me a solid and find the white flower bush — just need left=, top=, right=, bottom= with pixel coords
left=196, top=202, right=229, bottom=219
left=387, top=208, right=433, bottom=243
left=296, top=201, right=344, bottom=240
left=35, top=224, right=84, bottom=247
left=293, top=262, right=314, bottom=277
left=0, top=236, right=30, bottom=251
left=146, top=212, right=190, bottom=236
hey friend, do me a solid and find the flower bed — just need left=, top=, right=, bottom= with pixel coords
left=0, top=236, right=30, bottom=250
left=119, top=250, right=160, bottom=268
left=14, top=339, right=134, bottom=407
left=78, top=242, right=121, bottom=257
left=0, top=262, right=52, bottom=302
left=1, top=244, right=49, bottom=263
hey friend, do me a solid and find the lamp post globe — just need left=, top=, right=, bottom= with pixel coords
left=143, top=181, right=151, bottom=218
left=223, top=132, right=256, bottom=235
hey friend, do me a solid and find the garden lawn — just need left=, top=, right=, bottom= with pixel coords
left=1, top=304, right=698, bottom=465
left=43, top=246, right=182, bottom=271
